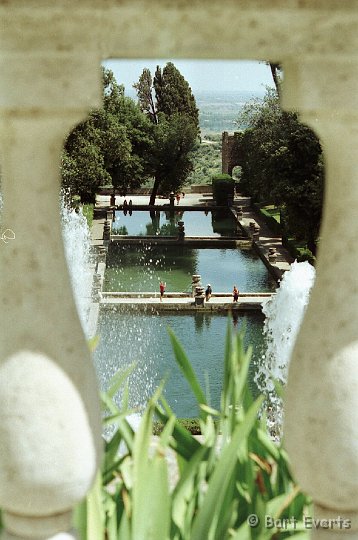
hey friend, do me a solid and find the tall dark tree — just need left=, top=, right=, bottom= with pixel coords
left=236, top=88, right=324, bottom=254
left=153, top=62, right=199, bottom=132
left=148, top=113, right=198, bottom=202
left=133, top=68, right=158, bottom=124
left=134, top=62, right=200, bottom=205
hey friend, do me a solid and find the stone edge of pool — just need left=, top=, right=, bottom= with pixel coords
left=99, top=294, right=272, bottom=313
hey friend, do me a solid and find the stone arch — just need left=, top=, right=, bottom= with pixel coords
left=221, top=131, right=243, bottom=176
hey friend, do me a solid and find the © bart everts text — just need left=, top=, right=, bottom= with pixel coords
left=247, top=514, right=351, bottom=530
left=266, top=516, right=351, bottom=530
left=0, top=228, right=16, bottom=243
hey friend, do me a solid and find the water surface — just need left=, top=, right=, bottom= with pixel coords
left=95, top=311, right=265, bottom=418
left=112, top=210, right=237, bottom=237
left=105, top=245, right=275, bottom=293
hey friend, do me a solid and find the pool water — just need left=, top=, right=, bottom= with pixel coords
left=105, top=245, right=275, bottom=293
left=95, top=311, right=265, bottom=418
left=111, top=210, right=237, bottom=237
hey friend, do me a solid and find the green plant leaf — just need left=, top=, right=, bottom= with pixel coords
left=229, top=521, right=251, bottom=540
left=107, top=363, right=136, bottom=400
left=191, top=396, right=264, bottom=540
left=132, top=410, right=171, bottom=540
left=168, top=327, right=207, bottom=410
left=274, top=378, right=285, bottom=400
left=172, top=445, right=209, bottom=529
left=74, top=472, right=105, bottom=540
left=155, top=404, right=202, bottom=461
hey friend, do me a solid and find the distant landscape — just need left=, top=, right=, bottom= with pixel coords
left=125, top=87, right=265, bottom=135
left=195, top=89, right=264, bottom=134
left=188, top=90, right=265, bottom=184
left=124, top=87, right=265, bottom=185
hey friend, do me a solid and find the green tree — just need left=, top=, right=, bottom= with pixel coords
left=236, top=88, right=324, bottom=254
left=153, top=62, right=199, bottom=131
left=148, top=113, right=198, bottom=200
left=62, top=116, right=110, bottom=202
left=62, top=68, right=153, bottom=201
left=133, top=68, right=158, bottom=124
left=134, top=62, right=200, bottom=204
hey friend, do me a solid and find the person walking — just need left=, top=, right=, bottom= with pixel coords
left=205, top=284, right=212, bottom=301
left=176, top=193, right=181, bottom=205
left=232, top=285, right=239, bottom=302
left=159, top=281, right=166, bottom=302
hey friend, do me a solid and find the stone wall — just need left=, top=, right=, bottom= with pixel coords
left=222, top=131, right=242, bottom=175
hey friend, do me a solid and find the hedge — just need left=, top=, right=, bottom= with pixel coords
left=212, top=174, right=235, bottom=206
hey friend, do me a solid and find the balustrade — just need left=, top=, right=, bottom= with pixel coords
left=283, top=58, right=358, bottom=539
left=0, top=2, right=357, bottom=538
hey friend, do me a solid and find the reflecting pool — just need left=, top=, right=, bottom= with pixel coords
left=95, top=311, right=265, bottom=418
left=112, top=210, right=237, bottom=237
left=105, top=245, right=275, bottom=293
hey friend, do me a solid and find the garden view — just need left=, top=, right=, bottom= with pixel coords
left=61, top=60, right=323, bottom=539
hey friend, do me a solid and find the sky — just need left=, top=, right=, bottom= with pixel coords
left=103, top=59, right=274, bottom=97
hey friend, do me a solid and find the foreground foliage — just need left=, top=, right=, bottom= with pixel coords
left=75, top=327, right=310, bottom=539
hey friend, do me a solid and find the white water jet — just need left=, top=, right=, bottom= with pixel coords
left=255, top=260, right=316, bottom=438
left=61, top=198, right=93, bottom=338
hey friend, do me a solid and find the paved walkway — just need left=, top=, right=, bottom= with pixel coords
left=95, top=192, right=212, bottom=208
left=91, top=215, right=107, bottom=247
left=233, top=195, right=293, bottom=277
left=100, top=293, right=272, bottom=312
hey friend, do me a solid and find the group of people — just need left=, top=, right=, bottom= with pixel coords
left=159, top=282, right=240, bottom=302
left=205, top=284, right=240, bottom=302
left=123, top=199, right=132, bottom=216
left=123, top=199, right=132, bottom=208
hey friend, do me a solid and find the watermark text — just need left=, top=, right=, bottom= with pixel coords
left=247, top=514, right=351, bottom=530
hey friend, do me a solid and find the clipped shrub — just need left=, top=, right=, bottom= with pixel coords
left=257, top=205, right=282, bottom=236
left=212, top=174, right=235, bottom=206
left=71, top=194, right=81, bottom=207
left=296, top=247, right=316, bottom=265
left=282, top=236, right=315, bottom=265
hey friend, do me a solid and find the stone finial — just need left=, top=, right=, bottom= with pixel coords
left=194, top=285, right=205, bottom=307
left=0, top=351, right=98, bottom=538
left=268, top=247, right=278, bottom=263
left=191, top=274, right=202, bottom=297
left=103, top=220, right=111, bottom=240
